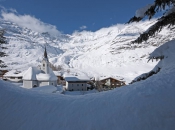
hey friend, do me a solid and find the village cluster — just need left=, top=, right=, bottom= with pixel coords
left=0, top=48, right=125, bottom=92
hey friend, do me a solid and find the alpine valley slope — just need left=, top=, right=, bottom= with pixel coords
left=1, top=19, right=175, bottom=83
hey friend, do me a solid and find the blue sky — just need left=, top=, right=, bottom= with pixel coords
left=0, top=0, right=154, bottom=34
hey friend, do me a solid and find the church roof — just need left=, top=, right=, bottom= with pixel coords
left=36, top=73, right=57, bottom=81
left=23, top=67, right=41, bottom=80
left=37, top=67, right=57, bottom=81
left=23, top=67, right=57, bottom=81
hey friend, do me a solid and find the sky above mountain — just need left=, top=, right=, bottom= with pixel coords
left=0, top=0, right=154, bottom=34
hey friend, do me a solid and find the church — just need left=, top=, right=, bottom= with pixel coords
left=23, top=47, right=57, bottom=88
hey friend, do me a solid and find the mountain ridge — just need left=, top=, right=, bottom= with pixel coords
left=1, top=19, right=174, bottom=83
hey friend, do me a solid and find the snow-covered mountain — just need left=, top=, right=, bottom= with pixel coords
left=1, top=19, right=175, bottom=83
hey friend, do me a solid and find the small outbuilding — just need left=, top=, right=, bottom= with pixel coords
left=3, top=70, right=24, bottom=82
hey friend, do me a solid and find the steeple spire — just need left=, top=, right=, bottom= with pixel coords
left=41, top=46, right=49, bottom=74
left=44, top=46, right=48, bottom=59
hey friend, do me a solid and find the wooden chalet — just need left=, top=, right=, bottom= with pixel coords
left=99, top=77, right=125, bottom=88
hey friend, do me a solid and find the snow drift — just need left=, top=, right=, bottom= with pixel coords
left=0, top=40, right=175, bottom=130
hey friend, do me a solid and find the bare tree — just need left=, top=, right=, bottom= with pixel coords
left=94, top=77, right=103, bottom=92
left=57, top=65, right=62, bottom=71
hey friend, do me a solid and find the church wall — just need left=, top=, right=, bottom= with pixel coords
left=32, top=81, right=38, bottom=88
left=39, top=81, right=49, bottom=87
left=23, top=80, right=37, bottom=88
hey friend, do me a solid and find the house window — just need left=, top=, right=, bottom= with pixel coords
left=52, top=83, right=53, bottom=85
left=82, top=84, right=83, bottom=86
left=43, top=64, right=45, bottom=67
left=72, top=84, right=73, bottom=86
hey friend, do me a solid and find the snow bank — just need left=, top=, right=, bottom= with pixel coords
left=1, top=40, right=175, bottom=130
left=31, top=85, right=57, bottom=93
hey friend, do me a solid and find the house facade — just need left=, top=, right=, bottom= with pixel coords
left=64, top=76, right=90, bottom=91
left=23, top=47, right=57, bottom=88
left=3, top=70, right=23, bottom=82
left=99, top=77, right=125, bottom=88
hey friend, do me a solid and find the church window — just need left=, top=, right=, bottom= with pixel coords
left=43, top=64, right=45, bottom=67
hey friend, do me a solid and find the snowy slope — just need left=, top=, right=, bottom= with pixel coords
left=1, top=19, right=175, bottom=82
left=0, top=40, right=175, bottom=130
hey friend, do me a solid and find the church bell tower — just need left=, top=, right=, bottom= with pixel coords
left=41, top=47, right=49, bottom=74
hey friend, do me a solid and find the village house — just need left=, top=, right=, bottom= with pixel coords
left=64, top=76, right=90, bottom=91
left=23, top=47, right=57, bottom=88
left=3, top=70, right=24, bottom=82
left=99, top=76, right=125, bottom=88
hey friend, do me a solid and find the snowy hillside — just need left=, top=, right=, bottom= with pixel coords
left=1, top=40, right=175, bottom=130
left=1, top=19, right=175, bottom=82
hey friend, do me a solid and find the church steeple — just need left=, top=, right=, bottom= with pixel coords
left=41, top=46, right=49, bottom=74
left=44, top=46, right=48, bottom=60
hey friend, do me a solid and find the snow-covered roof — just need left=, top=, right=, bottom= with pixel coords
left=23, top=67, right=41, bottom=80
left=65, top=76, right=90, bottom=82
left=36, top=67, right=57, bottom=81
left=53, top=71, right=62, bottom=76
left=23, top=66, right=57, bottom=81
left=99, top=76, right=125, bottom=82
left=4, top=70, right=24, bottom=77
left=36, top=73, right=57, bottom=81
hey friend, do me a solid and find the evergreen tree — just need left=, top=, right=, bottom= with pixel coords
left=0, top=29, right=7, bottom=68
left=128, top=0, right=175, bottom=43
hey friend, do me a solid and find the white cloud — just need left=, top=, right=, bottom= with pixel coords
left=80, top=25, right=87, bottom=30
left=1, top=11, right=61, bottom=36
